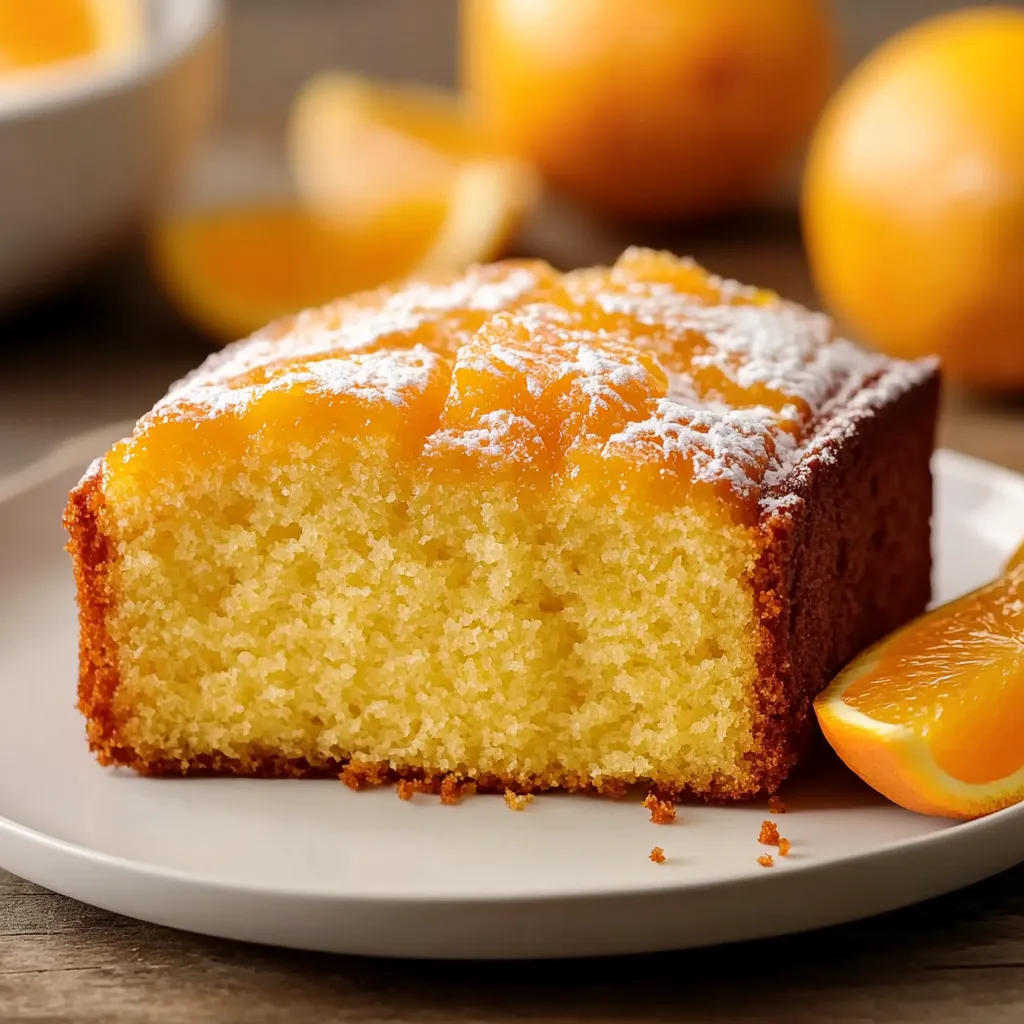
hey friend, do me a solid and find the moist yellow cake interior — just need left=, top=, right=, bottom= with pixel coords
left=106, top=430, right=760, bottom=791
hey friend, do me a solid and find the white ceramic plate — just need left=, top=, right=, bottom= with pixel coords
left=1, top=422, right=1023, bottom=960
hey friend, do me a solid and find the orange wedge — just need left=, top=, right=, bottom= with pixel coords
left=0, top=0, right=142, bottom=74
left=288, top=72, right=536, bottom=271
left=151, top=201, right=438, bottom=343
left=151, top=74, right=537, bottom=342
left=815, top=563, right=1024, bottom=819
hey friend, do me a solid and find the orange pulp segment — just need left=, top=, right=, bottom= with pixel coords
left=287, top=72, right=537, bottom=275
left=150, top=202, right=450, bottom=342
left=815, top=563, right=1024, bottom=818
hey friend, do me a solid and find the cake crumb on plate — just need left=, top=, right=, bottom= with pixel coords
left=504, top=789, right=534, bottom=811
left=440, top=774, right=476, bottom=805
left=757, top=854, right=775, bottom=868
left=649, top=846, right=666, bottom=863
left=338, top=761, right=389, bottom=790
left=759, top=820, right=781, bottom=846
left=643, top=792, right=677, bottom=824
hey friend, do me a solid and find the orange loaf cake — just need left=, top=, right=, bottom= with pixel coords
left=65, top=249, right=939, bottom=799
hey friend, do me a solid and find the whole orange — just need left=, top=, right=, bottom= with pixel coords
left=803, top=8, right=1024, bottom=389
left=460, top=0, right=837, bottom=220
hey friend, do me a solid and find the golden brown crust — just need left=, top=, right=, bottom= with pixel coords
left=745, top=366, right=940, bottom=795
left=64, top=368, right=940, bottom=799
left=64, top=464, right=126, bottom=766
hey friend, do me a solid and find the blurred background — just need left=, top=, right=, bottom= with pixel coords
left=1, top=0, right=1021, bottom=473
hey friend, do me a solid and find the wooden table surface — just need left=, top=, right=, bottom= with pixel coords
left=3, top=4, right=1024, bottom=1020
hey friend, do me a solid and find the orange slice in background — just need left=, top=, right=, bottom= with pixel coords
left=288, top=72, right=537, bottom=275
left=152, top=201, right=439, bottom=343
left=150, top=73, right=537, bottom=342
left=815, top=562, right=1024, bottom=820
left=0, top=0, right=142, bottom=74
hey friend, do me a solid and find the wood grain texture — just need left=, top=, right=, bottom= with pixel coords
left=2, top=866, right=1023, bottom=1023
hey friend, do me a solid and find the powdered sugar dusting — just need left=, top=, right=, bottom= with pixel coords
left=423, top=409, right=543, bottom=466
left=174, top=262, right=548, bottom=391
left=152, top=346, right=443, bottom=427
left=603, top=401, right=782, bottom=495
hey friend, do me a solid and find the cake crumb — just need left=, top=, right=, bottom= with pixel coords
left=504, top=789, right=534, bottom=811
left=396, top=779, right=418, bottom=801
left=757, top=854, right=775, bottom=868
left=778, top=837, right=792, bottom=857
left=440, top=774, right=476, bottom=805
left=642, top=792, right=677, bottom=825
left=649, top=846, right=666, bottom=864
left=759, top=820, right=781, bottom=846
left=338, top=761, right=388, bottom=791
left=768, top=795, right=786, bottom=814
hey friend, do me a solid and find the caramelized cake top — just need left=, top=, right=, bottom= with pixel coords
left=107, top=249, right=934, bottom=519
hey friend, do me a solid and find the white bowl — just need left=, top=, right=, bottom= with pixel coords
left=0, top=0, right=223, bottom=310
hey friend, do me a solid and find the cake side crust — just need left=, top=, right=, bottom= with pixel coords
left=746, top=362, right=940, bottom=794
left=64, top=462, right=127, bottom=765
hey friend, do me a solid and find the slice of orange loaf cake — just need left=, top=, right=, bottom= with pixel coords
left=65, top=249, right=938, bottom=799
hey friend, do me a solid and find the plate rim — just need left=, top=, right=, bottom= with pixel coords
left=1, top=424, right=1023, bottom=910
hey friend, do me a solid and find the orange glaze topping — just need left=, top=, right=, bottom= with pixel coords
left=103, top=249, right=928, bottom=516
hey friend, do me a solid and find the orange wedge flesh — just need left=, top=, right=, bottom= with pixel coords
left=289, top=73, right=484, bottom=226
left=815, top=564, right=1024, bottom=819
left=150, top=202, right=449, bottom=342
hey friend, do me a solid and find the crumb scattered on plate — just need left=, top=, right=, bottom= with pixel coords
left=757, top=854, right=774, bottom=868
left=643, top=792, right=677, bottom=825
left=778, top=837, right=792, bottom=857
left=649, top=846, right=666, bottom=864
left=440, top=775, right=476, bottom=804
left=759, top=820, right=781, bottom=846
left=504, top=789, right=534, bottom=811
left=338, top=761, right=388, bottom=790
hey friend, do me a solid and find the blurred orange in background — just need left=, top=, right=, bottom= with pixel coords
left=461, top=0, right=837, bottom=220
left=804, top=7, right=1024, bottom=389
